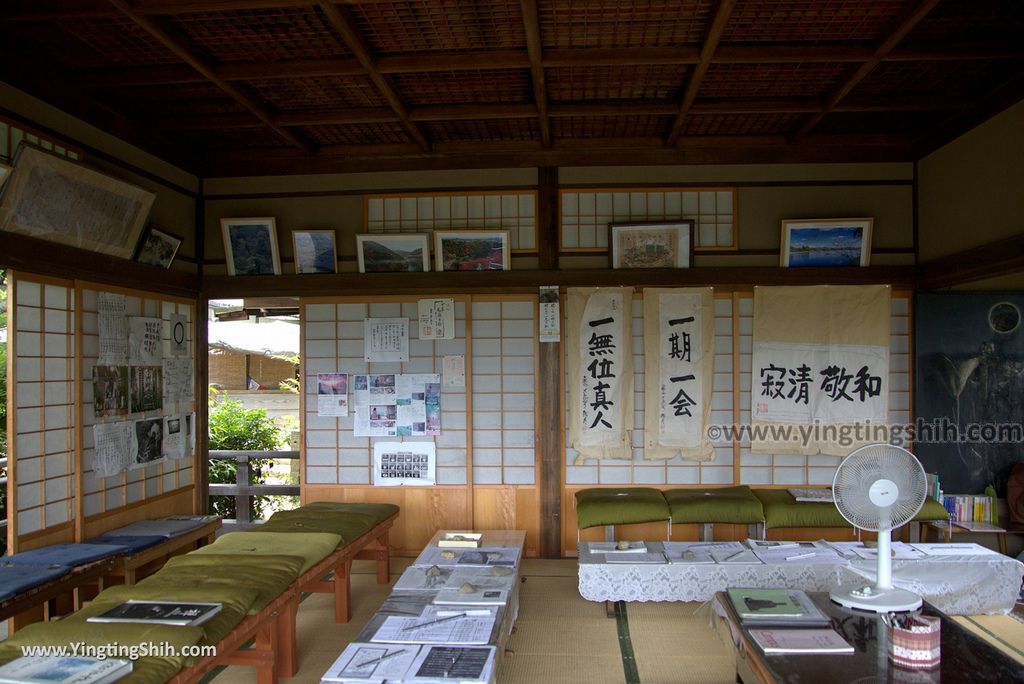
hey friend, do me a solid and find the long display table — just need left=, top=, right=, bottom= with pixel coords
left=577, top=541, right=1024, bottom=615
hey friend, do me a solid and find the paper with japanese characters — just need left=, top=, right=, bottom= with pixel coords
left=162, top=357, right=194, bottom=405
left=643, top=288, right=715, bottom=461
left=751, top=285, right=890, bottom=456
left=92, top=421, right=131, bottom=477
left=353, top=373, right=440, bottom=437
left=418, top=298, right=455, bottom=340
left=539, top=285, right=561, bottom=342
left=162, top=414, right=185, bottom=460
left=364, top=317, right=409, bottom=362
left=129, top=316, right=164, bottom=365
left=443, top=355, right=465, bottom=387
left=97, top=292, right=128, bottom=365
left=567, top=288, right=633, bottom=461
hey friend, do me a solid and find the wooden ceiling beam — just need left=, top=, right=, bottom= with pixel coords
left=106, top=0, right=313, bottom=153
left=519, top=0, right=552, bottom=147
left=218, top=57, right=364, bottom=80
left=377, top=50, right=529, bottom=73
left=409, top=104, right=538, bottom=121
left=666, top=0, right=738, bottom=147
left=791, top=0, right=942, bottom=141
left=543, top=47, right=700, bottom=67
left=314, top=0, right=431, bottom=152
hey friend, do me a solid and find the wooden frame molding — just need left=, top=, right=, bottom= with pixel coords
left=917, top=233, right=1024, bottom=290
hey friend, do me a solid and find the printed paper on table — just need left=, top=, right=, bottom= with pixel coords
left=567, top=287, right=633, bottom=462
left=418, top=298, right=455, bottom=340
left=322, top=642, right=420, bottom=684
left=643, top=288, right=714, bottom=461
left=373, top=441, right=436, bottom=486
left=751, top=285, right=890, bottom=456
left=364, top=317, right=409, bottom=362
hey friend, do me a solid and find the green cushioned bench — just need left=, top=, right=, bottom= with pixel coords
left=664, top=486, right=765, bottom=540
left=574, top=488, right=672, bottom=540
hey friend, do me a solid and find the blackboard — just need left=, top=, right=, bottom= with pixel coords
left=915, top=293, right=1024, bottom=496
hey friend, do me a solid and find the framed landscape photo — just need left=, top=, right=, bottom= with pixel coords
left=0, top=143, right=154, bottom=260
left=292, top=229, right=337, bottom=274
left=781, top=218, right=873, bottom=267
left=220, top=217, right=281, bottom=276
left=356, top=233, right=430, bottom=273
left=134, top=225, right=182, bottom=269
left=434, top=230, right=510, bottom=272
left=609, top=220, right=694, bottom=269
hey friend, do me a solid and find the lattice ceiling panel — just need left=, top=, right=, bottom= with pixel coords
left=168, top=7, right=350, bottom=63
left=903, top=0, right=1024, bottom=46
left=539, top=0, right=712, bottom=49
left=722, top=0, right=908, bottom=44
left=103, top=83, right=244, bottom=117
left=203, top=127, right=303, bottom=150
left=684, top=112, right=804, bottom=136
left=551, top=115, right=672, bottom=138
left=427, top=119, right=541, bottom=143
left=245, top=76, right=389, bottom=112
left=817, top=111, right=948, bottom=135
left=351, top=0, right=526, bottom=55
left=547, top=65, right=687, bottom=101
left=32, top=17, right=182, bottom=69
left=700, top=63, right=849, bottom=98
left=389, top=69, right=534, bottom=106
left=301, top=123, right=411, bottom=146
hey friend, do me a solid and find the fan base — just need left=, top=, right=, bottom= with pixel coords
left=830, top=585, right=922, bottom=613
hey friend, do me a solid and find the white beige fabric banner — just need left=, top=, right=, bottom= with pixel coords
left=751, top=285, right=891, bottom=456
left=567, top=287, right=633, bottom=462
left=643, top=288, right=715, bottom=461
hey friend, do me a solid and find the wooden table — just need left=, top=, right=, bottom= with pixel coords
left=924, top=520, right=1009, bottom=555
left=714, top=591, right=1023, bottom=684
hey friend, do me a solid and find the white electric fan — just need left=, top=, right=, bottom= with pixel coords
left=830, top=443, right=927, bottom=612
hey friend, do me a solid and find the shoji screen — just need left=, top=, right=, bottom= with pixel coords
left=9, top=275, right=76, bottom=547
left=79, top=286, right=195, bottom=519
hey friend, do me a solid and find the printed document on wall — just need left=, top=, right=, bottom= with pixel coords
left=364, top=317, right=409, bottom=362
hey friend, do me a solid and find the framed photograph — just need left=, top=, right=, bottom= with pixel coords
left=780, top=218, right=873, bottom=267
left=220, top=217, right=281, bottom=276
left=356, top=233, right=430, bottom=273
left=434, top=230, right=511, bottom=272
left=609, top=220, right=694, bottom=269
left=292, top=229, right=337, bottom=274
left=0, top=144, right=154, bottom=259
left=134, top=225, right=182, bottom=269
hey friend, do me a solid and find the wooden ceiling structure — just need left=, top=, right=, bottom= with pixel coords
left=2, top=0, right=1023, bottom=175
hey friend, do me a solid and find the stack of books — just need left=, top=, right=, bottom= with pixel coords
left=86, top=600, right=222, bottom=627
left=726, top=588, right=853, bottom=656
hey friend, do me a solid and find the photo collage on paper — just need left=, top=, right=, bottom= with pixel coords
left=91, top=292, right=194, bottom=477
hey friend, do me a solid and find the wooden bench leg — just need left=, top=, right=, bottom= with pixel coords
left=376, top=532, right=391, bottom=585
left=603, top=525, right=615, bottom=542
left=699, top=523, right=714, bottom=542
left=255, top=616, right=280, bottom=684
left=335, top=559, right=352, bottom=623
left=909, top=522, right=921, bottom=543
left=274, top=597, right=299, bottom=678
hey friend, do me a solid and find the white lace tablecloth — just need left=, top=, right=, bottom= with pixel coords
left=578, top=552, right=1023, bottom=615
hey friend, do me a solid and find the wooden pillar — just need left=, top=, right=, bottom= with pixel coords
left=194, top=180, right=209, bottom=516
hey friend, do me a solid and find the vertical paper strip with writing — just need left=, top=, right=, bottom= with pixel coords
left=567, top=288, right=633, bottom=461
left=643, top=288, right=715, bottom=461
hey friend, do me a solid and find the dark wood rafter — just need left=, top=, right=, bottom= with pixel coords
left=314, top=0, right=431, bottom=152
left=666, top=0, right=737, bottom=147
left=790, top=0, right=943, bottom=141
left=917, top=233, right=1024, bottom=290
left=105, top=0, right=312, bottom=154
left=520, top=0, right=552, bottom=147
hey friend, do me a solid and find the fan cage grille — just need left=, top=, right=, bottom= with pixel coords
left=832, top=444, right=927, bottom=532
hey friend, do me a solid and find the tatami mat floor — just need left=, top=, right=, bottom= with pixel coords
left=204, top=558, right=1024, bottom=684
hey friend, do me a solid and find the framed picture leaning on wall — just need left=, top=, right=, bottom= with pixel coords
left=355, top=233, right=430, bottom=273
left=609, top=220, right=694, bottom=269
left=780, top=218, right=873, bottom=267
left=134, top=225, right=182, bottom=269
left=292, top=229, right=337, bottom=274
left=220, top=217, right=281, bottom=276
left=434, top=230, right=510, bottom=272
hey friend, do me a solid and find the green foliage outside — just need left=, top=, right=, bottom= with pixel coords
left=207, top=396, right=285, bottom=520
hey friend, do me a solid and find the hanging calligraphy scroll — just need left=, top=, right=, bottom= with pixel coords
left=751, top=285, right=890, bottom=456
left=643, top=288, right=715, bottom=461
left=567, top=287, right=633, bottom=461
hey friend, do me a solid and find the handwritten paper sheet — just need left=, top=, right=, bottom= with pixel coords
left=92, top=422, right=130, bottom=477
left=97, top=292, right=128, bottom=365
left=162, top=358, right=194, bottom=405
left=129, top=316, right=163, bottom=365
left=418, top=298, right=455, bottom=340
left=169, top=313, right=188, bottom=356
left=364, top=318, right=409, bottom=362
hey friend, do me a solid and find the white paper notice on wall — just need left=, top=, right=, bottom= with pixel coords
left=539, top=286, right=560, bottom=343
left=364, top=318, right=409, bottom=362
left=419, top=298, right=455, bottom=340
left=169, top=313, right=188, bottom=356
left=162, top=357, right=194, bottom=405
left=317, top=372, right=349, bottom=417
left=443, top=355, right=465, bottom=387
left=129, top=316, right=164, bottom=365
left=97, top=292, right=128, bottom=366
left=373, top=441, right=436, bottom=486
left=657, top=291, right=704, bottom=448
left=750, top=341, right=888, bottom=424
left=163, top=414, right=185, bottom=460
left=92, top=421, right=130, bottom=477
